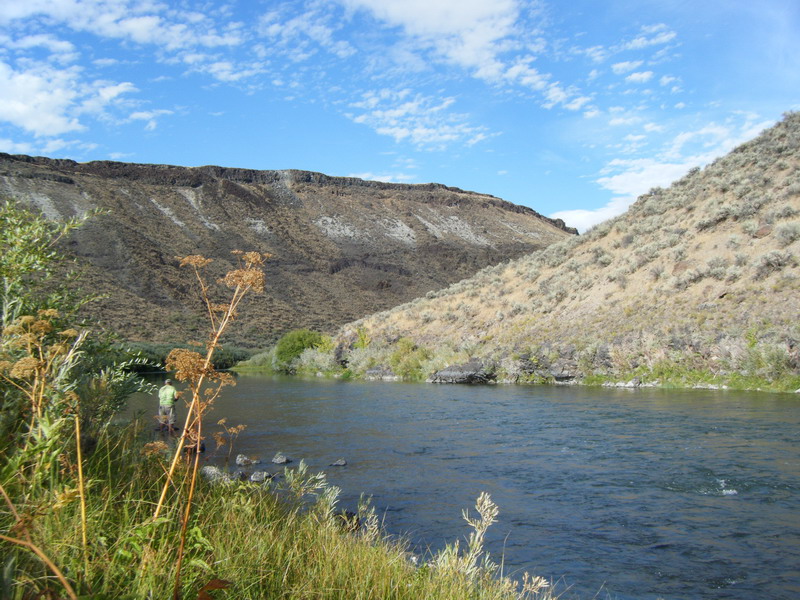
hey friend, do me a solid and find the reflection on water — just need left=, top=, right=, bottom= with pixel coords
left=127, top=376, right=800, bottom=600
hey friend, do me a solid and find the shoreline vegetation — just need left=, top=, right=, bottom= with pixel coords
left=233, top=329, right=800, bottom=395
left=0, top=200, right=554, bottom=599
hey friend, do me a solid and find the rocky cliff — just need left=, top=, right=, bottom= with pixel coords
left=0, top=155, right=575, bottom=345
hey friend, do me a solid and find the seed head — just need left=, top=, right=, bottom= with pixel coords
left=178, top=255, right=213, bottom=268
left=10, top=356, right=42, bottom=379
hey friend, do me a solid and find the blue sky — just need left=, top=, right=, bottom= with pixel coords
left=1, top=0, right=798, bottom=231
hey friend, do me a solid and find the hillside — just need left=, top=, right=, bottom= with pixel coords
left=331, top=112, right=800, bottom=390
left=0, top=156, right=575, bottom=346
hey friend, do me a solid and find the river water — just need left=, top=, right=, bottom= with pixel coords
left=128, top=375, right=800, bottom=599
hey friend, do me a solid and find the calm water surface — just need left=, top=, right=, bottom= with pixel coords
left=129, top=376, right=800, bottom=599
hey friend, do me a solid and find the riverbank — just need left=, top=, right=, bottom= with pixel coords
left=235, top=352, right=800, bottom=395
left=1, top=418, right=553, bottom=599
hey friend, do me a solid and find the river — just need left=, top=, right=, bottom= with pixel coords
left=128, top=375, right=800, bottom=599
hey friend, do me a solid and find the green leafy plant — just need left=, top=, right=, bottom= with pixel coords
left=273, top=328, right=326, bottom=372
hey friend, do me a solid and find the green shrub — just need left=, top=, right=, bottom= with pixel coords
left=389, top=337, right=431, bottom=380
left=274, top=329, right=327, bottom=373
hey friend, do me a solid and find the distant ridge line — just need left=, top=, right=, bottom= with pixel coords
left=0, top=153, right=578, bottom=235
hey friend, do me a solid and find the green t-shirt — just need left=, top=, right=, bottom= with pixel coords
left=159, top=384, right=177, bottom=407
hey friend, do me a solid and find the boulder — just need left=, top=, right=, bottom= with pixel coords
left=200, top=465, right=230, bottom=484
left=250, top=471, right=272, bottom=483
left=235, top=454, right=261, bottom=466
left=272, top=452, right=291, bottom=464
left=548, top=357, right=578, bottom=381
left=428, top=359, right=495, bottom=384
left=330, top=458, right=347, bottom=467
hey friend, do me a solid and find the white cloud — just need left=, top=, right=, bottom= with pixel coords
left=129, top=109, right=174, bottom=131
left=550, top=195, right=633, bottom=233
left=79, top=81, right=137, bottom=115
left=343, top=0, right=519, bottom=80
left=556, top=115, right=776, bottom=232
left=258, top=7, right=355, bottom=60
left=341, top=0, right=589, bottom=111
left=625, top=71, right=653, bottom=83
left=622, top=24, right=677, bottom=50
left=0, top=137, right=35, bottom=154
left=2, top=2, right=244, bottom=51
left=0, top=56, right=140, bottom=138
left=347, top=171, right=416, bottom=183
left=611, top=60, right=642, bottom=74
left=349, top=88, right=490, bottom=148
left=565, top=95, right=592, bottom=111
left=583, top=45, right=608, bottom=63
left=342, top=0, right=517, bottom=41
left=609, top=115, right=640, bottom=126
left=9, top=33, right=77, bottom=61
left=503, top=58, right=549, bottom=91
left=0, top=61, right=83, bottom=136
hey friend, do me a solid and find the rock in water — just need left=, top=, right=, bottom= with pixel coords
left=250, top=471, right=272, bottom=483
left=272, top=452, right=290, bottom=464
left=236, top=454, right=261, bottom=466
left=330, top=458, right=347, bottom=466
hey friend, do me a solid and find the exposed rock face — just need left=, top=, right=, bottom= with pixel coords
left=0, top=154, right=575, bottom=345
left=428, top=360, right=495, bottom=384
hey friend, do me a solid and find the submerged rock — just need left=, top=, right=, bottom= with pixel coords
left=330, top=458, right=347, bottom=467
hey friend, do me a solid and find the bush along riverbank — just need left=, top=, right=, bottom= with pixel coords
left=0, top=202, right=553, bottom=599
left=236, top=327, right=800, bottom=394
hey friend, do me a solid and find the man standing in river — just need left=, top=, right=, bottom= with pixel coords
left=158, top=378, right=179, bottom=433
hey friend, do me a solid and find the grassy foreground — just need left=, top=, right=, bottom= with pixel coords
left=0, top=204, right=552, bottom=599
left=1, top=419, right=552, bottom=600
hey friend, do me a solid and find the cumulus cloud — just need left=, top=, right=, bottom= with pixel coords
left=342, top=0, right=519, bottom=80
left=0, top=61, right=84, bottom=136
